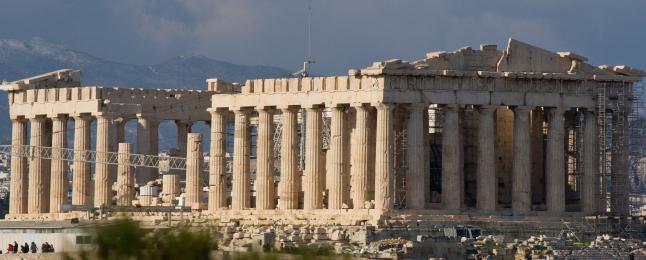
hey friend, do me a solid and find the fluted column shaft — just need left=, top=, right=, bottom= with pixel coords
left=406, top=103, right=426, bottom=209
left=512, top=107, right=532, bottom=214
left=209, top=110, right=228, bottom=210
left=256, top=108, right=275, bottom=209
left=279, top=108, right=299, bottom=209
left=546, top=107, right=566, bottom=213
left=28, top=116, right=47, bottom=213
left=94, top=114, right=113, bottom=207
left=375, top=103, right=395, bottom=210
left=351, top=105, right=369, bottom=208
left=116, top=143, right=134, bottom=206
left=477, top=106, right=497, bottom=212
left=9, top=118, right=28, bottom=214
left=328, top=106, right=346, bottom=209
left=136, top=116, right=159, bottom=184
left=232, top=109, right=250, bottom=209
left=582, top=110, right=598, bottom=215
left=72, top=114, right=92, bottom=206
left=162, top=120, right=191, bottom=204
left=115, top=118, right=126, bottom=144
left=186, top=133, right=203, bottom=209
left=442, top=105, right=463, bottom=211
left=50, top=115, right=68, bottom=213
left=304, top=107, right=323, bottom=209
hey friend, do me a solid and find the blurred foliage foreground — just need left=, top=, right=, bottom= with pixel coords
left=66, top=219, right=344, bottom=260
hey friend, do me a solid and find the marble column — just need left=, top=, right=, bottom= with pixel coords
left=582, top=110, right=598, bottom=215
left=406, top=103, right=426, bottom=209
left=328, top=105, right=346, bottom=209
left=94, top=114, right=113, bottom=207
left=209, top=109, right=228, bottom=210
left=232, top=109, right=250, bottom=210
left=50, top=115, right=68, bottom=213
left=351, top=104, right=369, bottom=209
left=162, top=120, right=191, bottom=204
left=116, top=143, right=134, bottom=206
left=115, top=118, right=126, bottom=144
left=279, top=107, right=300, bottom=209
left=255, top=108, right=275, bottom=209
left=136, top=115, right=159, bottom=184
left=611, top=111, right=630, bottom=215
left=28, top=116, right=47, bottom=213
left=375, top=103, right=395, bottom=210
left=72, top=114, right=92, bottom=206
left=477, top=106, right=497, bottom=212
left=304, top=106, right=323, bottom=210
left=512, top=106, right=532, bottom=214
left=185, top=133, right=203, bottom=209
left=9, top=117, right=28, bottom=214
left=442, top=104, right=463, bottom=211
left=546, top=107, right=566, bottom=214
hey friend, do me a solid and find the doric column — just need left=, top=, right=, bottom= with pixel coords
left=72, top=114, right=92, bottom=206
left=279, top=107, right=300, bottom=209
left=50, top=115, right=68, bottom=213
left=611, top=111, right=630, bottom=215
left=477, top=106, right=497, bottom=212
left=209, top=109, right=228, bottom=210
left=546, top=107, right=566, bottom=214
left=256, top=108, right=275, bottom=209
left=9, top=117, right=28, bottom=214
left=512, top=106, right=532, bottom=214
left=94, top=113, right=114, bottom=208
left=351, top=104, right=369, bottom=209
left=582, top=110, right=598, bottom=215
left=375, top=103, right=395, bottom=210
left=232, top=108, right=251, bottom=210
left=116, top=143, right=134, bottom=206
left=304, top=106, right=323, bottom=209
left=136, top=115, right=159, bottom=184
left=442, top=104, right=463, bottom=211
left=162, top=120, right=192, bottom=205
left=328, top=105, right=346, bottom=209
left=115, top=118, right=126, bottom=144
left=185, top=133, right=203, bottom=209
left=28, top=116, right=47, bottom=213
left=406, top=103, right=426, bottom=209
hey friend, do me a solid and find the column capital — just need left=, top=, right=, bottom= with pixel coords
left=408, top=103, right=429, bottom=111
left=72, top=113, right=93, bottom=121
left=512, top=106, right=533, bottom=113
left=47, top=114, right=69, bottom=120
left=302, top=103, right=324, bottom=109
left=442, top=103, right=463, bottom=111
left=256, top=106, right=276, bottom=113
left=28, top=115, right=47, bottom=121
left=546, top=106, right=567, bottom=113
left=305, top=106, right=323, bottom=112
left=93, top=112, right=117, bottom=120
left=372, top=102, right=395, bottom=111
left=10, top=116, right=27, bottom=123
left=277, top=105, right=300, bottom=110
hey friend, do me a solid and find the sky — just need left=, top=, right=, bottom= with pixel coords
left=0, top=0, right=645, bottom=75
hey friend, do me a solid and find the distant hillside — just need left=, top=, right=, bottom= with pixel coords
left=0, top=38, right=291, bottom=145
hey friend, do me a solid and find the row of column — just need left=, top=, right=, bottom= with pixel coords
left=205, top=103, right=600, bottom=215
left=7, top=113, right=187, bottom=215
left=207, top=103, right=397, bottom=211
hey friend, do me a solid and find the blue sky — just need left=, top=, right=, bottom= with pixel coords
left=0, top=0, right=644, bottom=74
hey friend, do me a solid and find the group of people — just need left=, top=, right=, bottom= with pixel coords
left=3, top=241, right=54, bottom=254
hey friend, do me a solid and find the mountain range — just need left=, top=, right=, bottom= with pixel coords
left=0, top=39, right=292, bottom=147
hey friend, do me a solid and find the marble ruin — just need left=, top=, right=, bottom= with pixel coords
left=1, top=39, right=645, bottom=227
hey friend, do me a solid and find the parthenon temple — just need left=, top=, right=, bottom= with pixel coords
left=2, top=38, right=645, bottom=224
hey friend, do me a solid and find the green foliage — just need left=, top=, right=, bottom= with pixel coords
left=92, top=219, right=216, bottom=260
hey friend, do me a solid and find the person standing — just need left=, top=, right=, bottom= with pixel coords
left=12, top=241, right=18, bottom=253
left=29, top=242, right=37, bottom=253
